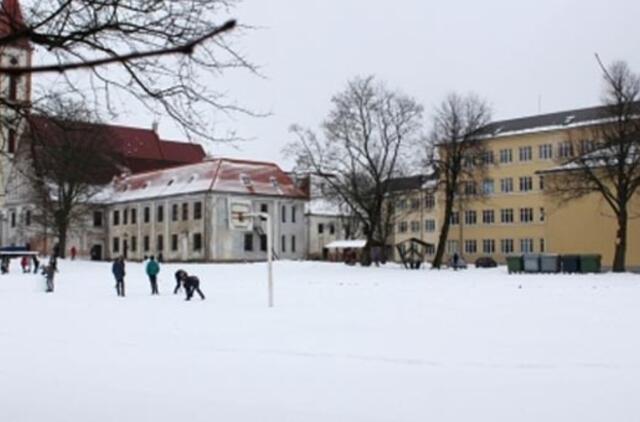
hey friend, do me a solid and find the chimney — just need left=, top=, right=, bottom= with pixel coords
left=151, top=120, right=159, bottom=133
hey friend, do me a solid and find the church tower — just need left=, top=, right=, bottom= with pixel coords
left=0, top=0, right=32, bottom=205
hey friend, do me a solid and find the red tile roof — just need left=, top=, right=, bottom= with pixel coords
left=26, top=115, right=205, bottom=176
left=109, top=158, right=307, bottom=202
left=0, top=0, right=30, bottom=49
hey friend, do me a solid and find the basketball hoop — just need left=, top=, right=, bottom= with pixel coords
left=229, top=200, right=253, bottom=231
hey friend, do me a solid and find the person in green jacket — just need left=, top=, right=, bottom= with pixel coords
left=145, top=256, right=160, bottom=295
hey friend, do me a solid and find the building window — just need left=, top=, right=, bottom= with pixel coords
left=500, top=178, right=513, bottom=193
left=450, top=212, right=460, bottom=225
left=10, top=211, right=16, bottom=228
left=540, top=239, right=545, bottom=253
left=500, top=208, right=514, bottom=224
left=558, top=142, right=573, bottom=158
left=291, top=235, right=296, bottom=253
left=540, top=207, right=545, bottom=222
left=144, top=207, right=150, bottom=223
left=172, top=204, right=178, bottom=221
left=123, top=209, right=128, bottom=225
left=482, top=209, right=495, bottom=224
left=25, top=210, right=31, bottom=226
left=291, top=206, right=297, bottom=223
left=539, top=144, right=553, bottom=160
left=193, top=233, right=202, bottom=251
left=144, top=236, right=150, bottom=252
left=396, top=199, right=407, bottom=210
left=519, top=146, right=532, bottom=162
left=171, top=234, right=178, bottom=251
left=425, top=219, right=436, bottom=232
left=157, top=235, right=164, bottom=251
left=194, top=202, right=202, bottom=220
left=464, top=240, right=477, bottom=254
left=8, top=75, right=18, bottom=101
left=90, top=211, right=102, bottom=227
left=499, top=149, right=513, bottom=164
left=329, top=224, right=335, bottom=235
left=500, top=239, right=514, bottom=254
left=482, top=239, right=495, bottom=254
left=464, top=210, right=477, bottom=225
left=260, top=234, right=267, bottom=252
left=520, top=238, right=534, bottom=253
left=182, top=203, right=188, bottom=221
left=520, top=208, right=534, bottom=223
left=424, top=194, right=435, bottom=209
left=446, top=240, right=459, bottom=254
left=157, top=205, right=164, bottom=223
left=281, top=235, right=286, bottom=253
left=113, top=237, right=120, bottom=253
left=244, top=233, right=254, bottom=252
left=482, top=179, right=494, bottom=195
left=398, top=221, right=408, bottom=233
left=131, top=209, right=137, bottom=225
left=519, top=176, right=533, bottom=192
left=410, top=221, right=420, bottom=233
left=318, top=223, right=324, bottom=234
left=482, top=151, right=494, bottom=164
left=580, top=139, right=595, bottom=154
left=113, top=210, right=120, bottom=226
left=260, top=204, right=268, bottom=213
left=281, top=205, right=286, bottom=223
left=463, top=181, right=476, bottom=195
left=131, top=236, right=137, bottom=252
left=410, top=198, right=420, bottom=210
left=7, top=129, right=16, bottom=154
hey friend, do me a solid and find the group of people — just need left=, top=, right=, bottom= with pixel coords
left=111, top=255, right=206, bottom=301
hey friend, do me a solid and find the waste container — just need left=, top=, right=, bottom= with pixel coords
left=540, top=254, right=560, bottom=273
left=580, top=255, right=602, bottom=273
left=506, top=255, right=523, bottom=274
left=523, top=254, right=541, bottom=273
left=561, top=255, right=580, bottom=273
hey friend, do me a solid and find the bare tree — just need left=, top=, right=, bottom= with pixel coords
left=21, top=99, right=121, bottom=257
left=286, top=76, right=423, bottom=263
left=0, top=0, right=252, bottom=147
left=544, top=59, right=640, bottom=272
left=426, top=93, right=491, bottom=269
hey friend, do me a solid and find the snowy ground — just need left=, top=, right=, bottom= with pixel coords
left=0, top=259, right=639, bottom=422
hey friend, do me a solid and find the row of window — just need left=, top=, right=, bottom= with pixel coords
left=465, top=175, right=542, bottom=196
left=8, top=209, right=31, bottom=228
left=112, top=202, right=203, bottom=227
left=318, top=223, right=336, bottom=235
left=112, top=233, right=203, bottom=254
left=447, top=238, right=545, bottom=255
left=397, top=219, right=437, bottom=234
left=481, top=140, right=595, bottom=165
left=395, top=194, right=436, bottom=211
left=450, top=208, right=544, bottom=225
left=243, top=233, right=297, bottom=253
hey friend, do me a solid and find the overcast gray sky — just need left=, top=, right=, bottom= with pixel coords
left=122, top=0, right=640, bottom=167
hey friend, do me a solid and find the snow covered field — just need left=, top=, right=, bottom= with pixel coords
left=0, top=260, right=639, bottom=422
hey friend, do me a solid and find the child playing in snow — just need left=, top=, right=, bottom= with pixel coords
left=44, top=264, right=55, bottom=293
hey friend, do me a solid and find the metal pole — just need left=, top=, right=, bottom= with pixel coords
left=266, top=213, right=273, bottom=308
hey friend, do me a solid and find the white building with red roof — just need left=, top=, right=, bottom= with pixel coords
left=98, top=158, right=308, bottom=262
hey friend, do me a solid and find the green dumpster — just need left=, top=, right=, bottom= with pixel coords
left=580, top=255, right=602, bottom=273
left=506, top=255, right=524, bottom=274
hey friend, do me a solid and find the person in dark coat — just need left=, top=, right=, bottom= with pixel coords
left=32, top=255, right=40, bottom=274
left=145, top=256, right=160, bottom=295
left=181, top=272, right=205, bottom=301
left=174, top=269, right=187, bottom=294
left=112, top=256, right=126, bottom=297
left=44, top=264, right=55, bottom=293
left=452, top=252, right=460, bottom=271
left=52, top=243, right=60, bottom=259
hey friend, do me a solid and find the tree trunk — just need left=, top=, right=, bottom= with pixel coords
left=612, top=208, right=628, bottom=272
left=57, top=225, right=68, bottom=259
left=432, top=191, right=454, bottom=269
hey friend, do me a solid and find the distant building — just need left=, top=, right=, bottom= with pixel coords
left=103, top=158, right=308, bottom=262
left=291, top=173, right=357, bottom=260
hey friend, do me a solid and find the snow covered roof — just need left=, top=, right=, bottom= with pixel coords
left=325, top=240, right=367, bottom=249
left=385, top=174, right=437, bottom=193
left=538, top=145, right=640, bottom=174
left=476, top=103, right=640, bottom=139
left=104, top=158, right=307, bottom=204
